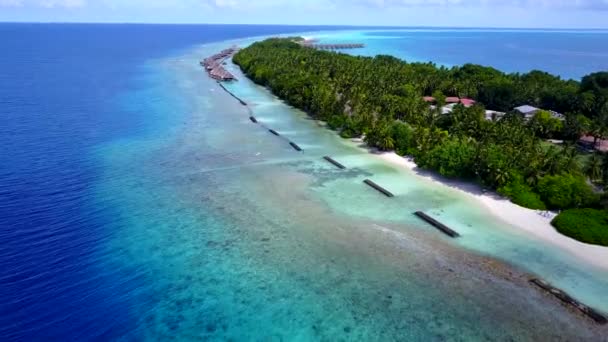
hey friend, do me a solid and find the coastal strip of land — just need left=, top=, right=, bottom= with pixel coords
left=203, top=42, right=608, bottom=321
left=376, top=151, right=608, bottom=271
left=232, top=37, right=608, bottom=272
left=206, top=42, right=608, bottom=272
left=233, top=37, right=608, bottom=252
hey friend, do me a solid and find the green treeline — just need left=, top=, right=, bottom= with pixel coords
left=233, top=38, right=608, bottom=245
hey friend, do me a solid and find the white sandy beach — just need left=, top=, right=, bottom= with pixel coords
left=375, top=151, right=608, bottom=271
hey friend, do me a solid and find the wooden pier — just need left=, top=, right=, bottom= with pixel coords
left=414, top=211, right=460, bottom=238
left=530, top=278, right=607, bottom=324
left=363, top=179, right=394, bottom=197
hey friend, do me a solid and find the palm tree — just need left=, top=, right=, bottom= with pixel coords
left=585, top=154, right=603, bottom=182
left=591, top=103, right=608, bottom=147
left=377, top=132, right=395, bottom=151
left=602, top=153, right=608, bottom=187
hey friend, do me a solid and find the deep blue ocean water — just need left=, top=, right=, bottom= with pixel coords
left=2, top=24, right=608, bottom=341
left=0, top=23, right=352, bottom=341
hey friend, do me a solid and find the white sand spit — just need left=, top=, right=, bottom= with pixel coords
left=376, top=151, right=608, bottom=271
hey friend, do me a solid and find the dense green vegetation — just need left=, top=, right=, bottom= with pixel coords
left=552, top=209, right=608, bottom=246
left=233, top=38, right=608, bottom=242
left=497, top=175, right=546, bottom=210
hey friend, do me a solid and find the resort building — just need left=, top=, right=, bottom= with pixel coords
left=445, top=97, right=460, bottom=104
left=485, top=110, right=506, bottom=121
left=460, top=98, right=476, bottom=107
left=429, top=105, right=453, bottom=115
left=441, top=105, right=454, bottom=115
left=514, top=105, right=540, bottom=119
left=514, top=105, right=565, bottom=121
left=422, top=97, right=476, bottom=107
left=548, top=110, right=566, bottom=120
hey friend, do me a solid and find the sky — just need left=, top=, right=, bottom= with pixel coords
left=1, top=0, right=608, bottom=28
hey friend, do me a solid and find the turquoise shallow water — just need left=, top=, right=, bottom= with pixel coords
left=311, top=29, right=608, bottom=80
left=94, top=37, right=608, bottom=340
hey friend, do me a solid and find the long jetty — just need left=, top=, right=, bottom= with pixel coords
left=303, top=43, right=365, bottom=50
left=530, top=278, right=607, bottom=324
left=414, top=211, right=460, bottom=238
left=363, top=179, right=394, bottom=198
left=201, top=46, right=238, bottom=81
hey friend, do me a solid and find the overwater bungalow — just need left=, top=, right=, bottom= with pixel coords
left=209, top=67, right=235, bottom=81
left=201, top=46, right=239, bottom=81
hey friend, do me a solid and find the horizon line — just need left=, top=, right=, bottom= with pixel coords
left=1, top=21, right=608, bottom=31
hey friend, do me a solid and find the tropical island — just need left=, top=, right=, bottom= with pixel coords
left=233, top=38, right=608, bottom=246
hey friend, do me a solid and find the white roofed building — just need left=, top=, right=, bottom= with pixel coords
left=514, top=105, right=565, bottom=121
left=514, top=105, right=540, bottom=119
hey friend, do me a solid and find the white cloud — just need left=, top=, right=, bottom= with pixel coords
left=40, top=0, right=85, bottom=8
left=0, top=0, right=24, bottom=6
left=0, top=0, right=85, bottom=7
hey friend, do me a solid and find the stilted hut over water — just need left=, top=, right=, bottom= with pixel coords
left=200, top=46, right=239, bottom=81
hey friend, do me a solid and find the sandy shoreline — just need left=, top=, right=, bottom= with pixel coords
left=373, top=150, right=608, bottom=271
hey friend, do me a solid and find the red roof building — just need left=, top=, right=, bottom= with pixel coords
left=460, top=98, right=476, bottom=107
left=423, top=96, right=435, bottom=103
left=445, top=97, right=460, bottom=104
